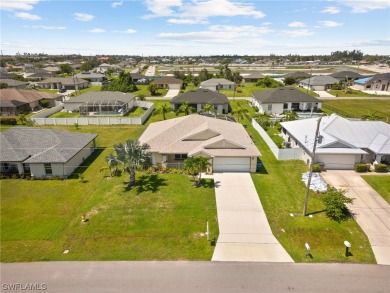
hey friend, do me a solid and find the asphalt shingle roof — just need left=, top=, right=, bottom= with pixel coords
left=0, top=89, right=62, bottom=103
left=329, top=71, right=364, bottom=79
left=252, top=87, right=320, bottom=104
left=200, top=78, right=234, bottom=86
left=299, top=76, right=339, bottom=86
left=171, top=89, right=229, bottom=105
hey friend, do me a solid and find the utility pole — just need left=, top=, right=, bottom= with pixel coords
left=303, top=116, right=323, bottom=216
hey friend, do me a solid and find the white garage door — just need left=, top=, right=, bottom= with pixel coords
left=213, top=157, right=250, bottom=172
left=317, top=154, right=356, bottom=170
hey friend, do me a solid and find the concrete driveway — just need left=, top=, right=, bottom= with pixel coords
left=164, top=89, right=180, bottom=98
left=320, top=170, right=390, bottom=265
left=212, top=173, right=293, bottom=262
left=314, top=91, right=336, bottom=99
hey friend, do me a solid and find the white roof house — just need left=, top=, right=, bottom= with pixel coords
left=281, top=114, right=390, bottom=169
left=139, top=115, right=260, bottom=172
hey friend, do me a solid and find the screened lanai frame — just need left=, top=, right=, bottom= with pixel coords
left=79, top=100, right=130, bottom=116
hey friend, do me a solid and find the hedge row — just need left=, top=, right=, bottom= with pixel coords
left=0, top=117, right=17, bottom=125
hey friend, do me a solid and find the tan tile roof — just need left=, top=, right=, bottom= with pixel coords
left=0, top=89, right=62, bottom=103
left=139, top=115, right=260, bottom=157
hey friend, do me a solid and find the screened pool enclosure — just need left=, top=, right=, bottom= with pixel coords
left=79, top=100, right=130, bottom=116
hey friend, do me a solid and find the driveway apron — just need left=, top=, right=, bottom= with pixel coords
left=212, top=172, right=294, bottom=262
left=321, top=171, right=390, bottom=265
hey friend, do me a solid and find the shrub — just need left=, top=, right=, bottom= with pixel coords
left=374, top=164, right=388, bottom=173
left=0, top=117, right=17, bottom=125
left=312, top=164, right=321, bottom=173
left=354, top=163, right=370, bottom=173
left=253, top=106, right=259, bottom=112
left=321, top=189, right=354, bottom=222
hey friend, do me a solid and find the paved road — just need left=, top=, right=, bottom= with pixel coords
left=1, top=262, right=389, bottom=293
left=212, top=173, right=293, bottom=262
left=321, top=170, right=390, bottom=265
left=145, top=65, right=156, bottom=76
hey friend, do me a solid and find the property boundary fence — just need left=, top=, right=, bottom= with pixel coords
left=31, top=101, right=154, bottom=125
left=252, top=118, right=303, bottom=161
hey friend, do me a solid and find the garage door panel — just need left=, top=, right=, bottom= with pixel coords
left=213, top=157, right=250, bottom=172
left=317, top=154, right=356, bottom=170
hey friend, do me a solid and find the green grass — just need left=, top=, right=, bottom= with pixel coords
left=49, top=112, right=80, bottom=118
left=322, top=100, right=390, bottom=122
left=328, top=90, right=390, bottom=97
left=76, top=86, right=102, bottom=95
left=237, top=114, right=375, bottom=264
left=133, top=85, right=168, bottom=97
left=220, top=83, right=269, bottom=97
left=0, top=125, right=218, bottom=262
left=361, top=176, right=390, bottom=204
left=39, top=89, right=58, bottom=93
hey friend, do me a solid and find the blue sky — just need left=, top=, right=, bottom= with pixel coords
left=1, top=0, right=389, bottom=56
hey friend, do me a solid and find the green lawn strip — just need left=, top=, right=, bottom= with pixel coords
left=361, top=176, right=390, bottom=204
left=328, top=90, right=390, bottom=97
left=220, top=83, right=269, bottom=97
left=38, top=89, right=58, bottom=93
left=322, top=100, right=390, bottom=122
left=76, top=86, right=102, bottom=95
left=239, top=115, right=375, bottom=263
left=133, top=85, right=168, bottom=97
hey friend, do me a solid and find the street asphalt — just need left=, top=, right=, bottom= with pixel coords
left=1, top=262, right=389, bottom=293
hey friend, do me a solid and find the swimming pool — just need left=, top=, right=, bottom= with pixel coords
left=297, top=112, right=323, bottom=118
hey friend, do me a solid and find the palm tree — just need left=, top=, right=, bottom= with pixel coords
left=184, top=156, right=211, bottom=186
left=113, top=140, right=151, bottom=188
left=232, top=106, right=248, bottom=122
left=361, top=111, right=383, bottom=121
left=284, top=111, right=298, bottom=121
left=200, top=103, right=217, bottom=116
left=153, top=103, right=172, bottom=120
left=105, top=154, right=120, bottom=177
left=176, top=101, right=195, bottom=116
left=17, top=114, right=28, bottom=125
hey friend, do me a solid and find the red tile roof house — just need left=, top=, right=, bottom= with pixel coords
left=139, top=115, right=260, bottom=172
left=152, top=76, right=183, bottom=90
left=36, top=77, right=89, bottom=91
left=0, top=127, right=97, bottom=178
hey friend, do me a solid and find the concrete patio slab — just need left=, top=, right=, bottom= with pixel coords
left=212, top=172, right=294, bottom=262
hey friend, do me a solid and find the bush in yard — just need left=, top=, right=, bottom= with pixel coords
left=374, top=164, right=388, bottom=173
left=321, top=189, right=354, bottom=222
left=0, top=117, right=17, bottom=125
left=354, top=163, right=370, bottom=173
left=312, top=164, right=321, bottom=172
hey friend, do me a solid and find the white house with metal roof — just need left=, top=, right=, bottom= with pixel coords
left=0, top=128, right=97, bottom=178
left=280, top=114, right=390, bottom=169
left=139, top=115, right=260, bottom=172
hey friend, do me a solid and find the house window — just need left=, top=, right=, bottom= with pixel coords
left=283, top=103, right=288, bottom=110
left=44, top=163, right=52, bottom=175
left=174, top=154, right=188, bottom=160
left=267, top=104, right=272, bottom=111
left=307, top=102, right=312, bottom=109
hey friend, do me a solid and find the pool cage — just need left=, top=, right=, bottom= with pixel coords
left=79, top=100, right=130, bottom=116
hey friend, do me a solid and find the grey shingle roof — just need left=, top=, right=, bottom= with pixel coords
left=299, top=76, right=339, bottom=86
left=244, top=73, right=265, bottom=79
left=37, top=77, right=88, bottom=85
left=365, top=73, right=390, bottom=85
left=171, top=89, right=229, bottom=105
left=329, top=71, right=364, bottom=79
left=64, top=91, right=135, bottom=104
left=0, top=128, right=97, bottom=163
left=200, top=78, right=234, bottom=86
left=283, top=72, right=311, bottom=78
left=0, top=79, right=29, bottom=87
left=252, top=87, right=320, bottom=104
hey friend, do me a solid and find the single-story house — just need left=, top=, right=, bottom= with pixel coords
left=63, top=91, right=136, bottom=116
left=251, top=87, right=322, bottom=115
left=364, top=73, right=390, bottom=92
left=170, top=89, right=229, bottom=114
left=95, top=63, right=122, bottom=74
left=74, top=72, right=106, bottom=85
left=0, top=79, right=29, bottom=89
left=24, top=69, right=53, bottom=80
left=200, top=78, right=234, bottom=91
left=0, top=89, right=63, bottom=115
left=298, top=76, right=339, bottom=91
left=130, top=73, right=149, bottom=84
left=0, top=127, right=97, bottom=178
left=280, top=114, right=390, bottom=169
left=36, top=77, right=89, bottom=91
left=283, top=72, right=311, bottom=79
left=42, top=66, right=60, bottom=74
left=152, top=76, right=183, bottom=90
left=329, top=71, right=364, bottom=81
left=243, top=73, right=265, bottom=83
left=139, top=115, right=260, bottom=172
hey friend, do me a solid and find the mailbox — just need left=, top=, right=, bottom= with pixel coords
left=305, top=243, right=310, bottom=251
left=344, top=241, right=351, bottom=256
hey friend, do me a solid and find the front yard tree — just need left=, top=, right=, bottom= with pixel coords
left=105, top=154, right=120, bottom=177
left=153, top=103, right=172, bottom=120
left=256, top=76, right=283, bottom=88
left=148, top=83, right=158, bottom=96
left=283, top=76, right=296, bottom=85
left=60, top=64, right=72, bottom=74
left=232, top=104, right=248, bottom=122
left=101, top=71, right=138, bottom=93
left=184, top=156, right=210, bottom=187
left=113, top=140, right=151, bottom=188
left=200, top=103, right=217, bottom=116
left=176, top=101, right=195, bottom=116
left=321, top=189, right=354, bottom=222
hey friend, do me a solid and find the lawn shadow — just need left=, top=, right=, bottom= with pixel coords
left=198, top=178, right=214, bottom=188
left=308, top=209, right=326, bottom=216
left=134, top=174, right=168, bottom=194
left=68, top=147, right=106, bottom=179
left=257, top=164, right=269, bottom=174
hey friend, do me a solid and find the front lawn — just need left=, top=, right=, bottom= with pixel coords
left=220, top=83, right=269, bottom=97
left=0, top=125, right=218, bottom=262
left=328, top=90, right=390, bottom=97
left=361, top=176, right=390, bottom=204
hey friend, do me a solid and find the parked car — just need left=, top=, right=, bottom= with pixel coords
left=59, top=89, right=67, bottom=93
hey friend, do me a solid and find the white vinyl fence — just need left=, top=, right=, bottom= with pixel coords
left=31, top=101, right=154, bottom=125
left=252, top=118, right=303, bottom=161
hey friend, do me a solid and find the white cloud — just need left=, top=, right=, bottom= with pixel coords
left=0, top=0, right=40, bottom=11
left=158, top=31, right=235, bottom=43
left=14, top=12, right=41, bottom=20
left=288, top=22, right=305, bottom=28
left=144, top=0, right=182, bottom=18
left=340, top=0, right=390, bottom=13
left=279, top=29, right=314, bottom=37
left=31, top=25, right=66, bottom=30
left=261, top=22, right=272, bottom=26
left=88, top=28, right=105, bottom=33
left=114, top=28, right=137, bottom=33
left=319, top=21, right=343, bottom=27
left=322, top=6, right=341, bottom=14
left=209, top=25, right=272, bottom=34
left=167, top=18, right=208, bottom=24
left=112, top=1, right=123, bottom=8
left=74, top=13, right=94, bottom=22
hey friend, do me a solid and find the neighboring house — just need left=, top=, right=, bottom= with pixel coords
left=364, top=73, right=390, bottom=92
left=36, top=77, right=89, bottom=91
left=0, top=127, right=97, bottom=178
left=0, top=79, right=29, bottom=89
left=243, top=73, right=265, bottom=83
left=139, top=115, right=260, bottom=172
left=280, top=114, right=390, bottom=169
left=200, top=78, right=234, bottom=91
left=329, top=70, right=364, bottom=81
left=283, top=72, right=311, bottom=79
left=251, top=87, right=322, bottom=115
left=152, top=76, right=183, bottom=90
left=95, top=63, right=122, bottom=74
left=74, top=72, right=106, bottom=85
left=63, top=91, right=136, bottom=116
left=170, top=89, right=229, bottom=114
left=130, top=73, right=149, bottom=84
left=42, top=66, right=60, bottom=74
left=298, top=76, right=339, bottom=91
left=24, top=69, right=53, bottom=80
left=0, top=89, right=63, bottom=115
